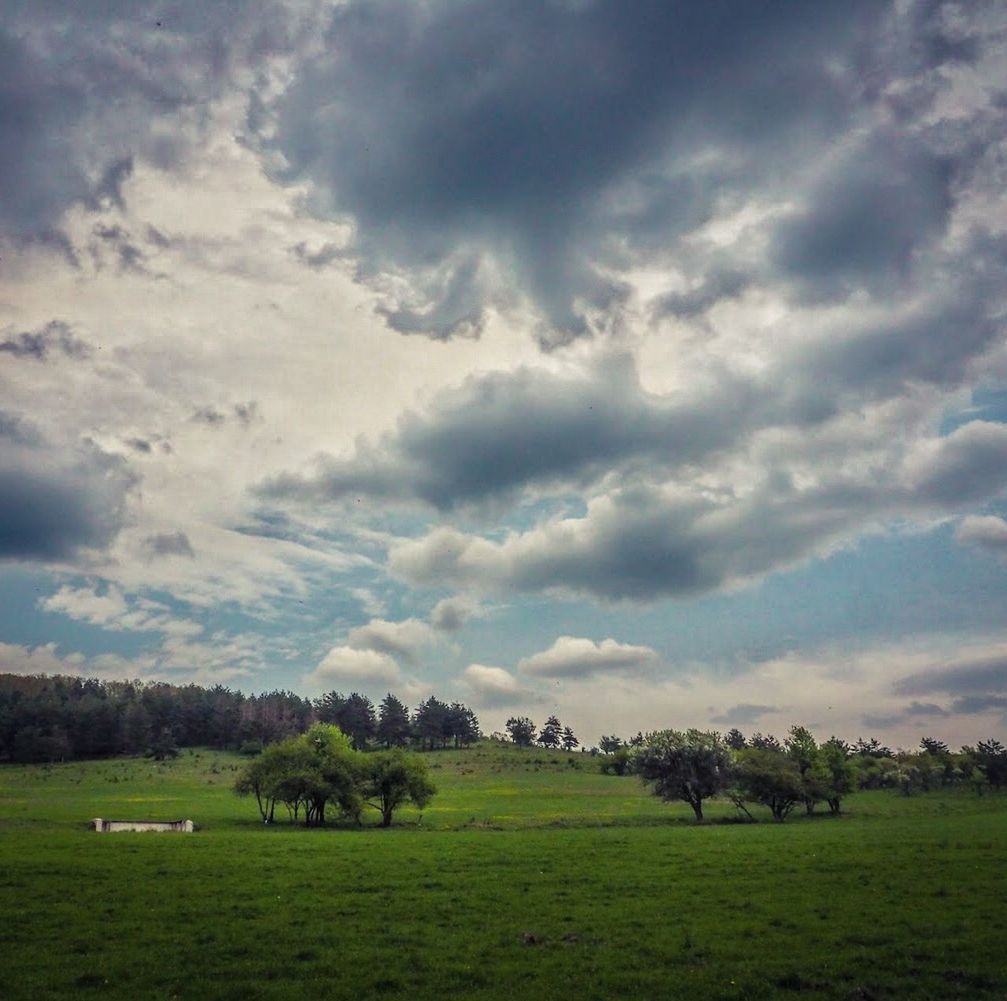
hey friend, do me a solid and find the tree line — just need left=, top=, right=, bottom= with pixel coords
left=0, top=673, right=480, bottom=764
left=605, top=726, right=1007, bottom=822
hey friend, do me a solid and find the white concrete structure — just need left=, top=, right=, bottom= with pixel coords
left=91, top=818, right=194, bottom=833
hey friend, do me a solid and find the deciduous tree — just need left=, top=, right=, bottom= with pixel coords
left=632, top=729, right=733, bottom=822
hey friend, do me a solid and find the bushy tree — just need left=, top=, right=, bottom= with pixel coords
left=506, top=716, right=536, bottom=746
left=561, top=726, right=579, bottom=752
left=599, top=734, right=623, bottom=755
left=234, top=724, right=360, bottom=826
left=361, top=750, right=436, bottom=827
left=816, top=737, right=857, bottom=814
left=785, top=724, right=820, bottom=814
left=632, top=729, right=733, bottom=821
left=732, top=748, right=804, bottom=821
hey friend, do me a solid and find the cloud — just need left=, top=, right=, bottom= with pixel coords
left=142, top=532, right=196, bottom=559
left=861, top=700, right=952, bottom=730
left=346, top=617, right=437, bottom=663
left=0, top=2, right=317, bottom=245
left=955, top=515, right=1007, bottom=559
left=0, top=321, right=91, bottom=361
left=303, top=645, right=401, bottom=692
left=710, top=703, right=779, bottom=726
left=894, top=652, right=1007, bottom=696
left=460, top=664, right=529, bottom=708
left=250, top=0, right=1007, bottom=348
left=518, top=636, right=658, bottom=680
left=949, top=694, right=1007, bottom=715
left=0, top=434, right=134, bottom=562
left=430, top=596, right=481, bottom=633
left=40, top=584, right=204, bottom=638
left=259, top=0, right=908, bottom=342
left=905, top=422, right=1007, bottom=508
left=258, top=353, right=748, bottom=510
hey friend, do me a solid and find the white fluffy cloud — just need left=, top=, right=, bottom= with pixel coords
left=955, top=514, right=1007, bottom=559
left=346, top=617, right=438, bottom=663
left=518, top=636, right=659, bottom=679
left=304, top=646, right=401, bottom=693
left=460, top=664, right=530, bottom=708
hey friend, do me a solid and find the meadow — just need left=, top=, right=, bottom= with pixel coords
left=2, top=743, right=1006, bottom=1000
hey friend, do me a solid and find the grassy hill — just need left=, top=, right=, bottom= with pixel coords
left=2, top=743, right=1005, bottom=999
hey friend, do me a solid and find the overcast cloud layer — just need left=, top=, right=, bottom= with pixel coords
left=1, top=0, right=1006, bottom=747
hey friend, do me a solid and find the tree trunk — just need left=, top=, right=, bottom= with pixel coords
left=690, top=799, right=704, bottom=822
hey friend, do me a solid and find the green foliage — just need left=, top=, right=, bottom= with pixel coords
left=538, top=715, right=562, bottom=748
left=506, top=716, right=537, bottom=747
left=361, top=749, right=436, bottom=827
left=599, top=746, right=633, bottom=776
left=598, top=734, right=623, bottom=754
left=732, top=748, right=805, bottom=821
left=632, top=729, right=733, bottom=821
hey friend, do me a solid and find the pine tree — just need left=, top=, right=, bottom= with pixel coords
left=538, top=714, right=562, bottom=748
left=377, top=693, right=412, bottom=747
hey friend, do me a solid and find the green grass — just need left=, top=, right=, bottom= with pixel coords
left=2, top=744, right=1006, bottom=999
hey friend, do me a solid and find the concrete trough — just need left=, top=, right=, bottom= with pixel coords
left=91, top=818, right=194, bottom=833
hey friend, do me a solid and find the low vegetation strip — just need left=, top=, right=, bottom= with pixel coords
left=1, top=745, right=1006, bottom=1000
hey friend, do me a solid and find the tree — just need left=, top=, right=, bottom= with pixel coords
left=973, top=739, right=1007, bottom=791
left=376, top=693, right=412, bottom=747
left=785, top=724, right=820, bottom=814
left=145, top=726, right=180, bottom=762
left=313, top=691, right=376, bottom=750
left=448, top=703, right=480, bottom=747
left=506, top=716, right=536, bottom=747
left=234, top=724, right=359, bottom=827
left=361, top=750, right=436, bottom=827
left=414, top=696, right=451, bottom=750
left=816, top=737, right=857, bottom=814
left=632, top=729, right=733, bottom=822
left=920, top=736, right=950, bottom=756
left=561, top=726, right=579, bottom=752
left=538, top=715, right=562, bottom=748
left=725, top=728, right=746, bottom=750
left=599, top=734, right=623, bottom=755
left=749, top=732, right=782, bottom=752
left=732, top=748, right=804, bottom=821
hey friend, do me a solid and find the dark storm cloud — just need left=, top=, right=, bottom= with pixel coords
left=862, top=700, right=950, bottom=730
left=0, top=321, right=91, bottom=361
left=949, top=694, right=1007, bottom=715
left=259, top=354, right=749, bottom=509
left=143, top=531, right=196, bottom=559
left=0, top=437, right=134, bottom=562
left=771, top=136, right=955, bottom=301
left=384, top=415, right=1007, bottom=602
left=894, top=655, right=1007, bottom=696
left=0, top=1, right=312, bottom=244
left=263, top=0, right=898, bottom=342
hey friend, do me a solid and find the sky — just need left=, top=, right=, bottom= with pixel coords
left=2, top=0, right=1006, bottom=749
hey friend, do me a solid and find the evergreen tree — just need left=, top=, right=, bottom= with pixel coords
left=561, top=726, right=579, bottom=751
left=538, top=715, right=562, bottom=748
left=376, top=693, right=412, bottom=747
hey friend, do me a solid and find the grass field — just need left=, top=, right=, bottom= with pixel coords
left=2, top=744, right=1006, bottom=1000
